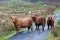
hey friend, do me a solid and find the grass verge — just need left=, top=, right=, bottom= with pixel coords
left=0, top=28, right=26, bottom=40
left=45, top=33, right=57, bottom=40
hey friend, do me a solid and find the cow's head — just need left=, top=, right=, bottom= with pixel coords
left=48, top=16, right=54, bottom=20
left=10, top=16, right=17, bottom=23
left=31, top=15, right=37, bottom=21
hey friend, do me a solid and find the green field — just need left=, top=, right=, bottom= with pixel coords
left=45, top=8, right=60, bottom=40
left=0, top=2, right=60, bottom=40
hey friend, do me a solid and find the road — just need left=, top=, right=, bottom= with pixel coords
left=6, top=11, right=60, bottom=40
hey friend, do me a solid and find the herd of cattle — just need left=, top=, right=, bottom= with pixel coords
left=10, top=15, right=54, bottom=33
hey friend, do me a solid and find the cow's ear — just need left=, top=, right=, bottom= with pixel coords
left=9, top=16, right=12, bottom=19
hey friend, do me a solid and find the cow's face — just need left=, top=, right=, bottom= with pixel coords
left=48, top=16, right=52, bottom=20
left=31, top=16, right=36, bottom=21
left=49, top=17, right=52, bottom=20
left=10, top=16, right=17, bottom=22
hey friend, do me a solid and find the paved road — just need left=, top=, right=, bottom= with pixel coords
left=6, top=11, right=60, bottom=40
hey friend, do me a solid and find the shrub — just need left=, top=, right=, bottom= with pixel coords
left=57, top=20, right=60, bottom=25
left=51, top=28, right=59, bottom=37
left=45, top=33, right=56, bottom=40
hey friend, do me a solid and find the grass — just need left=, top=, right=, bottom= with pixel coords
left=57, top=20, right=60, bottom=25
left=45, top=26, right=60, bottom=40
left=0, top=2, right=54, bottom=14
left=0, top=28, right=26, bottom=40
left=3, top=22, right=35, bottom=40
left=53, top=8, right=60, bottom=14
left=0, top=31, right=15, bottom=40
left=0, top=2, right=60, bottom=40
left=45, top=33, right=56, bottom=40
left=45, top=7, right=60, bottom=18
left=0, top=8, right=59, bottom=40
left=0, top=21, right=27, bottom=40
left=45, top=20, right=60, bottom=40
left=45, top=18, right=60, bottom=40
left=3, top=7, right=59, bottom=40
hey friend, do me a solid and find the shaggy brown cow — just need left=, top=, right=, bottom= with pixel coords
left=10, top=16, right=33, bottom=33
left=31, top=15, right=46, bottom=31
left=47, top=16, right=54, bottom=29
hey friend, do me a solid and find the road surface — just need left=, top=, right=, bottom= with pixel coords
left=6, top=11, right=60, bottom=40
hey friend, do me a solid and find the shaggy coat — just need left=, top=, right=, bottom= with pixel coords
left=47, top=16, right=54, bottom=29
left=10, top=16, right=33, bottom=33
left=32, top=16, right=46, bottom=31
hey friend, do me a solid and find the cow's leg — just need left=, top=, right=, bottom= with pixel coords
left=53, top=24, right=54, bottom=28
left=42, top=19, right=45, bottom=31
left=42, top=25, right=44, bottom=31
left=51, top=25, right=52, bottom=29
left=51, top=25, right=53, bottom=29
left=48, top=25, right=49, bottom=30
left=31, top=26, right=33, bottom=32
left=15, top=26, right=20, bottom=34
left=28, top=27, right=30, bottom=32
left=37, top=25, right=39, bottom=30
left=35, top=24, right=38, bottom=30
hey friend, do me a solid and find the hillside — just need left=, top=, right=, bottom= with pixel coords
left=23, top=0, right=60, bottom=2
left=0, top=0, right=60, bottom=3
